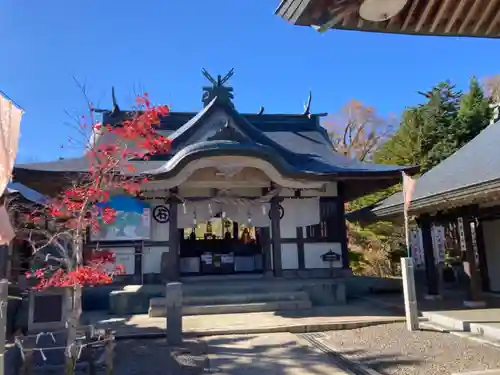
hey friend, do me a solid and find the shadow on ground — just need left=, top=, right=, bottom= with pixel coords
left=356, top=288, right=500, bottom=315
left=204, top=334, right=421, bottom=375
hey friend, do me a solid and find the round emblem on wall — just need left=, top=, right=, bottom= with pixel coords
left=153, top=205, right=170, bottom=223
left=268, top=204, right=284, bottom=220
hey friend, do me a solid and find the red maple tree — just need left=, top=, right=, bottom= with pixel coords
left=12, top=92, right=171, bottom=368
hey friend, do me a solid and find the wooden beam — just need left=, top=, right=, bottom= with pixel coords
left=473, top=0, right=497, bottom=34
left=402, top=0, right=420, bottom=31
left=458, top=0, right=483, bottom=34
left=444, top=0, right=467, bottom=33
left=415, top=0, right=437, bottom=32
left=486, top=4, right=500, bottom=35
left=430, top=0, right=452, bottom=33
left=387, top=3, right=403, bottom=29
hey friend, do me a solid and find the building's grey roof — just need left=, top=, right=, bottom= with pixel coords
left=4, top=182, right=47, bottom=204
left=14, top=96, right=416, bottom=198
left=365, top=119, right=500, bottom=217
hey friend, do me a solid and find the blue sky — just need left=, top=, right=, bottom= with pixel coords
left=2, top=0, right=500, bottom=162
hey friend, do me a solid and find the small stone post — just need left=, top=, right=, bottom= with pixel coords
left=166, top=282, right=183, bottom=346
left=401, top=257, right=419, bottom=331
left=0, top=279, right=7, bottom=375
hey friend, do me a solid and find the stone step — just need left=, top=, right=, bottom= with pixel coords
left=107, top=279, right=345, bottom=315
left=182, top=291, right=310, bottom=306
left=148, top=299, right=313, bottom=317
left=183, top=283, right=305, bottom=296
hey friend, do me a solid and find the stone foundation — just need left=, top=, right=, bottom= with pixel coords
left=108, top=278, right=347, bottom=315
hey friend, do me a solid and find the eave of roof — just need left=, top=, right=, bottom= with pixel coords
left=276, top=0, right=500, bottom=39
left=14, top=95, right=417, bottom=198
left=354, top=119, right=500, bottom=219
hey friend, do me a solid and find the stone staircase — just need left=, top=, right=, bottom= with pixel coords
left=148, top=290, right=312, bottom=317
left=107, top=277, right=345, bottom=315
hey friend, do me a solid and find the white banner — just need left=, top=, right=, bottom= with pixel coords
left=410, top=228, right=425, bottom=267
left=457, top=217, right=467, bottom=252
left=0, top=92, right=23, bottom=245
left=432, top=225, right=446, bottom=264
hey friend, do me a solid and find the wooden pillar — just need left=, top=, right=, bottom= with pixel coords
left=232, top=221, right=238, bottom=239
left=296, top=227, right=305, bottom=270
left=0, top=279, right=7, bottom=375
left=461, top=215, right=485, bottom=306
left=261, top=227, right=273, bottom=275
left=0, top=246, right=7, bottom=280
left=419, top=214, right=439, bottom=297
left=336, top=183, right=350, bottom=269
left=133, top=243, right=143, bottom=284
left=162, top=191, right=180, bottom=282
left=270, top=196, right=282, bottom=277
left=474, top=219, right=490, bottom=292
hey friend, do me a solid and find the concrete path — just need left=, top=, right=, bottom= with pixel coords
left=83, top=301, right=405, bottom=338
left=205, top=333, right=350, bottom=375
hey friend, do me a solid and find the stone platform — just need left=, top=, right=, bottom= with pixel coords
left=82, top=301, right=404, bottom=338
left=106, top=277, right=347, bottom=316
left=422, top=308, right=500, bottom=342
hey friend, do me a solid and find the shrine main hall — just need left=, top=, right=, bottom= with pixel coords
left=14, top=70, right=415, bottom=284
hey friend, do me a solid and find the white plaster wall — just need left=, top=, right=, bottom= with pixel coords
left=281, top=243, right=299, bottom=270
left=481, top=219, right=500, bottom=292
left=108, top=247, right=135, bottom=275
left=304, top=243, right=342, bottom=269
left=147, top=200, right=170, bottom=241
left=142, top=246, right=169, bottom=274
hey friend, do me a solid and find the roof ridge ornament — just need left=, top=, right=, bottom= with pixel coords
left=302, top=91, right=328, bottom=118
left=303, top=91, right=312, bottom=117
left=201, top=68, right=235, bottom=107
left=111, top=86, right=120, bottom=115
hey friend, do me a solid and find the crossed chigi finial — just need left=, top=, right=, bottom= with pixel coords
left=202, top=68, right=234, bottom=87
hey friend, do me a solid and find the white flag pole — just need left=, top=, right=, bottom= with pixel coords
left=401, top=171, right=419, bottom=331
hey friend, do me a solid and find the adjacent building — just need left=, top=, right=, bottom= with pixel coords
left=350, top=119, right=500, bottom=305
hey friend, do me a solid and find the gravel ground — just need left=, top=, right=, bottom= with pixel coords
left=323, top=323, right=500, bottom=375
left=114, top=338, right=172, bottom=375
left=113, top=337, right=207, bottom=375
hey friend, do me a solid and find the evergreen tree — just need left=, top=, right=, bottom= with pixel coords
left=417, top=81, right=462, bottom=171
left=455, top=76, right=491, bottom=147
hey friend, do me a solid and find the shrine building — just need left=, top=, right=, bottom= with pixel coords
left=13, top=70, right=416, bottom=285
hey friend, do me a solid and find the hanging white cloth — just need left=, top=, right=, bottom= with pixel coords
left=294, top=198, right=321, bottom=227
left=177, top=202, right=196, bottom=229
left=279, top=198, right=320, bottom=229
left=250, top=202, right=270, bottom=228
left=219, top=201, right=241, bottom=222
left=194, top=200, right=219, bottom=223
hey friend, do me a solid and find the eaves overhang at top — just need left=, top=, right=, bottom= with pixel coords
left=276, top=0, right=500, bottom=39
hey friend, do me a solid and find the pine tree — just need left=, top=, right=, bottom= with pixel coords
left=455, top=76, right=491, bottom=147
left=418, top=81, right=462, bottom=171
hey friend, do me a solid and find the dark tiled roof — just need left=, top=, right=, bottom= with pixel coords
left=368, top=120, right=500, bottom=216
left=14, top=97, right=416, bottom=198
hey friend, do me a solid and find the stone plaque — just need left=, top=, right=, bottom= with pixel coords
left=33, top=294, right=63, bottom=323
left=28, top=288, right=70, bottom=332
